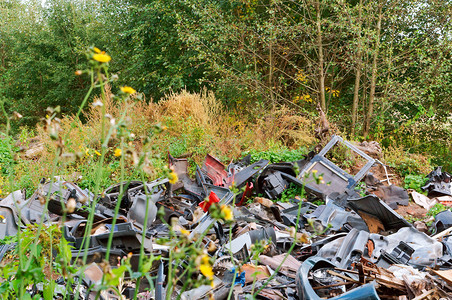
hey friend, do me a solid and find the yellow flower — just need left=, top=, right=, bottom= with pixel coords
left=120, top=86, right=136, bottom=94
left=312, top=170, right=318, bottom=174
left=201, top=254, right=209, bottom=264
left=220, top=205, right=233, bottom=221
left=93, top=53, right=111, bottom=63
left=318, top=176, right=323, bottom=181
left=168, top=170, right=178, bottom=184
left=94, top=150, right=101, bottom=156
left=200, top=262, right=214, bottom=281
left=93, top=47, right=102, bottom=54
left=85, top=148, right=90, bottom=156
left=114, top=148, right=122, bottom=157
left=301, top=94, right=313, bottom=103
left=180, top=228, right=190, bottom=236
left=296, top=70, right=307, bottom=83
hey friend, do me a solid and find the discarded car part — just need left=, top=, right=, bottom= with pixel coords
left=256, top=165, right=324, bottom=200
left=71, top=245, right=127, bottom=266
left=230, top=159, right=269, bottom=188
left=236, top=182, right=253, bottom=206
left=422, top=166, right=452, bottom=197
left=296, top=256, right=380, bottom=300
left=333, top=228, right=369, bottom=269
left=202, top=154, right=268, bottom=189
left=103, top=180, right=145, bottom=209
left=223, top=227, right=276, bottom=261
left=376, top=241, right=414, bottom=268
left=298, top=135, right=376, bottom=198
left=127, top=192, right=160, bottom=229
left=280, top=202, right=317, bottom=229
left=156, top=196, right=195, bottom=224
left=304, top=200, right=368, bottom=232
left=347, top=195, right=411, bottom=232
left=202, top=154, right=230, bottom=186
left=188, top=185, right=234, bottom=240
left=27, top=180, right=92, bottom=210
left=103, top=178, right=169, bottom=213
left=256, top=169, right=289, bottom=199
left=0, top=205, right=19, bottom=239
left=1, top=189, right=46, bottom=227
left=199, top=191, right=220, bottom=212
left=434, top=210, right=452, bottom=233
left=370, top=184, right=409, bottom=209
left=298, top=233, right=348, bottom=261
left=375, top=227, right=443, bottom=267
left=64, top=222, right=149, bottom=252
left=168, top=154, right=204, bottom=198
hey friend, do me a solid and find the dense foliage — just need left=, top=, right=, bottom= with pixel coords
left=0, top=0, right=451, bottom=164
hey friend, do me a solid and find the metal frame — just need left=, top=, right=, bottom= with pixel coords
left=298, top=135, right=376, bottom=196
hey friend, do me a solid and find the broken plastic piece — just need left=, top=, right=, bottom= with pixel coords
left=376, top=241, right=414, bottom=268
left=199, top=191, right=220, bottom=212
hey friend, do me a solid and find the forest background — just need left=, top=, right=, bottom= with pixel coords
left=0, top=0, right=451, bottom=194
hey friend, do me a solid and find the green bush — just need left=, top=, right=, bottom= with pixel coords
left=427, top=203, right=449, bottom=217
left=404, top=174, right=428, bottom=193
left=244, top=147, right=308, bottom=164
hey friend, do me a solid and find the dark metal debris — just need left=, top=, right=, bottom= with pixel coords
left=1, top=135, right=452, bottom=299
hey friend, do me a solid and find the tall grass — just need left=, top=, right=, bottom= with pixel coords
left=1, top=87, right=316, bottom=195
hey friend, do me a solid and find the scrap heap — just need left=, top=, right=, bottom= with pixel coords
left=1, top=135, right=452, bottom=299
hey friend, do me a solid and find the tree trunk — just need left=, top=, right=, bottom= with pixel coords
left=363, top=3, right=382, bottom=137
left=351, top=0, right=363, bottom=137
left=315, top=1, right=326, bottom=111
left=268, top=2, right=275, bottom=108
left=0, top=43, right=5, bottom=69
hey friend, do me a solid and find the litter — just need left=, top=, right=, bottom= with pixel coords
left=2, top=135, right=452, bottom=299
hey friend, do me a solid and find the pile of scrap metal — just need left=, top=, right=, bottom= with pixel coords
left=0, top=135, right=452, bottom=299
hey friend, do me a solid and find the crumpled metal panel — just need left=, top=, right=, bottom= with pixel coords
left=347, top=195, right=411, bottom=231
left=304, top=200, right=368, bottom=232
left=422, top=166, right=452, bottom=196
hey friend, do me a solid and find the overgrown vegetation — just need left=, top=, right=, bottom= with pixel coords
left=0, top=0, right=450, bottom=297
left=0, top=0, right=451, bottom=170
left=404, top=174, right=428, bottom=193
left=427, top=203, right=449, bottom=217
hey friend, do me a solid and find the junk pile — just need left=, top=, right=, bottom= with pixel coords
left=1, top=135, right=452, bottom=299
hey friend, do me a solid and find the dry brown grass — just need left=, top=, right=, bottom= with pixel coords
left=6, top=88, right=317, bottom=194
left=254, top=106, right=316, bottom=148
